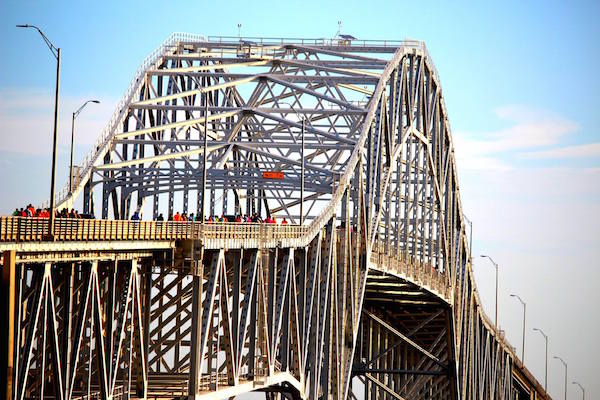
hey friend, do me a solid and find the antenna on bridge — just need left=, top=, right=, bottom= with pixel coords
left=336, top=20, right=342, bottom=38
left=237, top=23, right=242, bottom=40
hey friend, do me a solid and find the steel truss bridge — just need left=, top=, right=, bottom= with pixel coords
left=1, top=34, right=549, bottom=400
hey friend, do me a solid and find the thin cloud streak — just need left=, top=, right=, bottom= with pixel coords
left=453, top=105, right=581, bottom=171
left=521, top=142, right=600, bottom=159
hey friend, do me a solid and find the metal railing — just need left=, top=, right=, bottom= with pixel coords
left=0, top=217, right=308, bottom=243
left=1, top=218, right=448, bottom=298
left=370, top=240, right=450, bottom=300
left=205, top=35, right=406, bottom=47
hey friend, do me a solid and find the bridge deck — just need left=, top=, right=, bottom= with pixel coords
left=0, top=216, right=307, bottom=248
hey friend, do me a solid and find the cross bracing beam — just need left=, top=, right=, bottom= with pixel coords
left=146, top=71, right=381, bottom=85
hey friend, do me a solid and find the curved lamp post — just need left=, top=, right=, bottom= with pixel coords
left=554, top=355, right=567, bottom=400
left=279, top=101, right=308, bottom=225
left=70, top=100, right=100, bottom=193
left=533, top=327, right=548, bottom=392
left=480, top=255, right=499, bottom=329
left=572, top=381, right=584, bottom=400
left=17, top=24, right=60, bottom=238
left=510, top=294, right=526, bottom=363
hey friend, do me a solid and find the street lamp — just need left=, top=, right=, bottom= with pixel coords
left=279, top=102, right=307, bottom=225
left=480, top=255, right=499, bottom=329
left=510, top=294, right=526, bottom=363
left=17, top=24, right=60, bottom=239
left=70, top=100, right=100, bottom=193
left=201, top=95, right=208, bottom=222
left=554, top=356, right=568, bottom=400
left=572, top=381, right=584, bottom=400
left=533, top=328, right=548, bottom=393
left=463, top=214, right=473, bottom=262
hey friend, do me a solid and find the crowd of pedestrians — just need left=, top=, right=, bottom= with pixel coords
left=10, top=204, right=91, bottom=219
left=11, top=204, right=50, bottom=218
left=8, top=204, right=289, bottom=225
left=148, top=212, right=288, bottom=225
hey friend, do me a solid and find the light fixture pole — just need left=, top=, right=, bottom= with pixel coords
left=554, top=356, right=568, bottom=400
left=510, top=294, right=526, bottom=363
left=480, top=255, right=499, bottom=329
left=279, top=102, right=306, bottom=225
left=463, top=214, right=473, bottom=262
left=70, top=100, right=100, bottom=193
left=572, top=381, right=584, bottom=400
left=17, top=24, right=60, bottom=239
left=533, top=328, right=548, bottom=393
left=201, top=95, right=208, bottom=222
left=300, top=117, right=305, bottom=225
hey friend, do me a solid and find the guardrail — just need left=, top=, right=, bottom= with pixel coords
left=204, top=35, right=414, bottom=48
left=1, top=216, right=448, bottom=294
left=370, top=240, right=450, bottom=300
left=0, top=217, right=308, bottom=243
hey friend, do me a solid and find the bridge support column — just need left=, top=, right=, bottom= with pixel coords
left=83, top=179, right=93, bottom=215
left=0, top=250, right=17, bottom=400
left=189, top=250, right=204, bottom=398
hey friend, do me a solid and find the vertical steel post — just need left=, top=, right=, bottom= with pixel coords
left=189, top=263, right=204, bottom=396
left=481, top=256, right=499, bottom=329
left=300, top=118, right=305, bottom=225
left=1, top=250, right=17, bottom=400
left=534, top=328, right=548, bottom=393
left=494, top=264, right=498, bottom=329
left=69, top=111, right=75, bottom=194
left=201, top=96, right=208, bottom=221
left=69, top=100, right=99, bottom=196
left=554, top=356, right=567, bottom=400
left=572, top=382, right=585, bottom=400
left=522, top=302, right=526, bottom=363
left=511, top=294, right=526, bottom=363
left=62, top=263, right=75, bottom=400
left=545, top=335, right=548, bottom=393
left=565, top=363, right=568, bottom=400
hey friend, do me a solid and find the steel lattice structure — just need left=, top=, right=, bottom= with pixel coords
left=0, top=34, right=549, bottom=400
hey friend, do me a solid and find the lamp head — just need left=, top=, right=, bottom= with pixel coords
left=91, top=100, right=100, bottom=104
left=16, top=24, right=29, bottom=28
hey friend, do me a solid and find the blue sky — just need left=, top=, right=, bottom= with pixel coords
left=1, top=0, right=599, bottom=398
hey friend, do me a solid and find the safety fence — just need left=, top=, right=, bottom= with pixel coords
left=0, top=217, right=308, bottom=243
left=371, top=240, right=450, bottom=300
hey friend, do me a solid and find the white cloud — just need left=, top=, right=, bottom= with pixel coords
left=453, top=105, right=580, bottom=170
left=521, top=142, right=600, bottom=159
left=0, top=87, right=117, bottom=155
